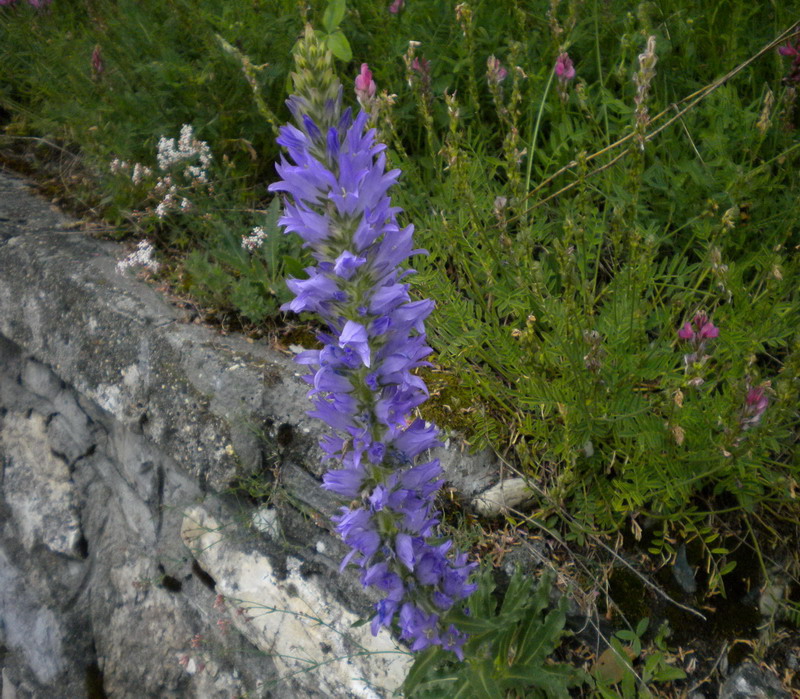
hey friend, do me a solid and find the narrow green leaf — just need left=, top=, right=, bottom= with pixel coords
left=402, top=646, right=447, bottom=696
left=653, top=665, right=687, bottom=682
left=504, top=663, right=586, bottom=697
left=462, top=662, right=505, bottom=699
left=516, top=600, right=567, bottom=666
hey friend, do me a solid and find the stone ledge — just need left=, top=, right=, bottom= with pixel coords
left=0, top=169, right=498, bottom=497
left=0, top=167, right=499, bottom=698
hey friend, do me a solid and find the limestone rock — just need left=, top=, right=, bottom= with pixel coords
left=472, top=476, right=534, bottom=516
left=719, top=662, right=790, bottom=699
left=1, top=411, right=83, bottom=557
left=181, top=505, right=413, bottom=698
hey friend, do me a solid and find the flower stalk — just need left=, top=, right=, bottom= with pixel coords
left=269, top=26, right=475, bottom=658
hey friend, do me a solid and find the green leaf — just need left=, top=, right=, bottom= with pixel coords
left=325, top=30, right=352, bottom=61
left=461, top=662, right=504, bottom=699
left=635, top=617, right=650, bottom=637
left=322, top=0, right=346, bottom=32
left=652, top=664, right=687, bottom=682
left=504, top=663, right=586, bottom=697
left=281, top=255, right=305, bottom=279
left=516, top=599, right=567, bottom=666
left=402, top=646, right=447, bottom=696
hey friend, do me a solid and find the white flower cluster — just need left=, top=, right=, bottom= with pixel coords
left=241, top=226, right=268, bottom=252
left=110, top=159, right=153, bottom=185
left=156, top=124, right=212, bottom=175
left=116, top=240, right=161, bottom=274
left=152, top=125, right=213, bottom=218
left=110, top=124, right=213, bottom=220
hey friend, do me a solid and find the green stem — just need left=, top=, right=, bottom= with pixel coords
left=593, top=0, right=610, bottom=144
left=523, top=66, right=556, bottom=197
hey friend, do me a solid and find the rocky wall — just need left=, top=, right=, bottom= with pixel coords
left=0, top=169, right=498, bottom=698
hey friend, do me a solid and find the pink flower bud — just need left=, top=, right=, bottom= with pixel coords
left=741, top=383, right=769, bottom=429
left=411, top=56, right=431, bottom=79
left=91, top=45, right=104, bottom=78
left=745, top=386, right=768, bottom=413
left=486, top=55, right=508, bottom=85
left=555, top=52, right=575, bottom=82
left=388, top=0, right=404, bottom=13
left=355, top=63, right=377, bottom=110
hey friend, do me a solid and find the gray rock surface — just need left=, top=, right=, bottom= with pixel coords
left=0, top=167, right=499, bottom=697
left=719, top=662, right=790, bottom=699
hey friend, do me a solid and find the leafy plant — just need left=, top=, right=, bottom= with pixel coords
left=592, top=618, right=685, bottom=697
left=182, top=197, right=305, bottom=323
left=403, top=569, right=587, bottom=698
left=320, top=0, right=352, bottom=62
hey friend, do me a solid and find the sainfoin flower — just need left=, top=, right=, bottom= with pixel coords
left=91, top=45, right=104, bottom=79
left=354, top=63, right=377, bottom=111
left=269, top=26, right=475, bottom=658
left=778, top=34, right=800, bottom=84
left=554, top=52, right=575, bottom=82
left=677, top=311, right=720, bottom=371
left=486, top=55, right=508, bottom=85
left=741, top=383, right=769, bottom=430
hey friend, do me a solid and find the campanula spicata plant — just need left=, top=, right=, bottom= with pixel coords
left=269, top=26, right=475, bottom=657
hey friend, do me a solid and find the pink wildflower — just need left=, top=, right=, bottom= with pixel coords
left=779, top=34, right=800, bottom=84
left=91, top=45, right=104, bottom=79
left=741, top=383, right=769, bottom=430
left=388, top=0, right=404, bottom=13
left=486, top=55, right=508, bottom=85
left=678, top=312, right=720, bottom=372
left=354, top=63, right=377, bottom=111
left=555, top=52, right=576, bottom=82
left=698, top=321, right=719, bottom=339
left=411, top=56, right=431, bottom=90
left=217, top=618, right=231, bottom=634
left=412, top=56, right=430, bottom=76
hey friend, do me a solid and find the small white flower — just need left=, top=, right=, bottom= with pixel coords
left=131, top=162, right=152, bottom=185
left=241, top=226, right=269, bottom=252
left=116, top=240, right=161, bottom=274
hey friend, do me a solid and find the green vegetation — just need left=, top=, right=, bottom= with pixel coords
left=2, top=0, right=799, bottom=695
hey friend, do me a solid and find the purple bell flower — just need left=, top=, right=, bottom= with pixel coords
left=270, top=30, right=476, bottom=657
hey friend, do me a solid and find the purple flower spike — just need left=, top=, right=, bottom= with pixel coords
left=271, top=29, right=476, bottom=657
left=339, top=320, right=371, bottom=367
